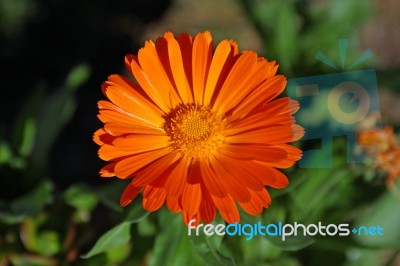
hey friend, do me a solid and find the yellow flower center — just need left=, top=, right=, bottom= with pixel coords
left=163, top=103, right=226, bottom=159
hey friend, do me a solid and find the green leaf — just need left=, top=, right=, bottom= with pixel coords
left=191, top=232, right=236, bottom=266
left=266, top=234, right=315, bottom=251
left=11, top=181, right=53, bottom=215
left=81, top=221, right=131, bottom=259
left=18, top=117, right=36, bottom=157
left=0, top=181, right=53, bottom=224
left=32, top=91, right=77, bottom=171
left=8, top=254, right=57, bottom=266
left=0, top=141, right=13, bottom=165
left=137, top=217, right=156, bottom=236
left=105, top=243, right=131, bottom=263
left=354, top=181, right=400, bottom=248
left=31, top=64, right=89, bottom=172
left=123, top=196, right=149, bottom=223
left=150, top=209, right=204, bottom=266
left=65, top=63, right=91, bottom=89
left=11, top=82, right=43, bottom=160
left=35, top=231, right=61, bottom=256
left=63, top=184, right=98, bottom=211
left=96, top=180, right=126, bottom=212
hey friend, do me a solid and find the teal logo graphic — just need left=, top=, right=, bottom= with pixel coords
left=287, top=40, right=381, bottom=168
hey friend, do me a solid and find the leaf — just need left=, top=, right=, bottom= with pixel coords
left=18, top=117, right=36, bottom=157
left=11, top=82, right=44, bottom=159
left=0, top=141, right=13, bottom=164
left=35, top=231, right=61, bottom=256
left=266, top=234, right=315, bottom=251
left=354, top=181, right=400, bottom=248
left=123, top=195, right=149, bottom=223
left=63, top=184, right=98, bottom=211
left=31, top=64, right=89, bottom=172
left=65, top=63, right=91, bottom=89
left=81, top=221, right=131, bottom=259
left=149, top=209, right=204, bottom=266
left=11, top=181, right=53, bottom=215
left=0, top=181, right=53, bottom=224
left=191, top=232, right=236, bottom=266
left=8, top=254, right=57, bottom=266
left=96, top=180, right=126, bottom=212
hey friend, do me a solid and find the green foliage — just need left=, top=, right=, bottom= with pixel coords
left=1, top=0, right=399, bottom=265
left=81, top=222, right=132, bottom=259
left=240, top=0, right=373, bottom=74
left=0, top=181, right=52, bottom=224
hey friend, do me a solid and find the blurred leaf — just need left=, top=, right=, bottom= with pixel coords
left=0, top=211, right=26, bottom=224
left=266, top=234, right=315, bottom=251
left=123, top=196, right=149, bottom=223
left=0, top=181, right=52, bottom=224
left=63, top=183, right=98, bottom=212
left=0, top=0, right=37, bottom=36
left=32, top=93, right=76, bottom=172
left=137, top=217, right=156, bottom=237
left=35, top=231, right=61, bottom=257
left=150, top=209, right=203, bottom=266
left=191, top=228, right=235, bottom=266
left=81, top=221, right=131, bottom=259
left=0, top=141, right=13, bottom=165
left=105, top=243, right=131, bottom=264
left=271, top=257, right=301, bottom=266
left=291, top=159, right=352, bottom=223
left=20, top=217, right=38, bottom=252
left=11, top=181, right=52, bottom=215
left=66, top=64, right=91, bottom=89
left=344, top=248, right=384, bottom=266
left=18, top=117, right=36, bottom=157
left=8, top=253, right=57, bottom=266
left=11, top=83, right=43, bottom=159
left=354, top=181, right=400, bottom=248
left=96, top=180, right=126, bottom=212
left=32, top=64, right=89, bottom=172
left=274, top=3, right=299, bottom=72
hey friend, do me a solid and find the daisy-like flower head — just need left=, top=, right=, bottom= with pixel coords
left=94, top=31, right=304, bottom=224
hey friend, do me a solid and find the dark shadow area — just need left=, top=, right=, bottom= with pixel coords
left=0, top=0, right=172, bottom=194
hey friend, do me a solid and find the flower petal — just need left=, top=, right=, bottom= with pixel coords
left=103, top=74, right=164, bottom=126
left=165, top=33, right=194, bottom=103
left=230, top=75, right=286, bottom=119
left=166, top=195, right=181, bottom=213
left=181, top=183, right=201, bottom=216
left=164, top=157, right=191, bottom=196
left=203, top=40, right=234, bottom=105
left=142, top=186, right=166, bottom=211
left=199, top=159, right=227, bottom=197
left=113, top=148, right=171, bottom=178
left=220, top=144, right=288, bottom=163
left=192, top=31, right=212, bottom=104
left=210, top=156, right=251, bottom=203
left=111, top=135, right=170, bottom=152
left=131, top=152, right=181, bottom=187
left=213, top=51, right=258, bottom=111
left=211, top=194, right=240, bottom=224
left=238, top=189, right=264, bottom=215
left=120, top=183, right=142, bottom=207
left=215, top=155, right=265, bottom=191
left=226, top=125, right=294, bottom=145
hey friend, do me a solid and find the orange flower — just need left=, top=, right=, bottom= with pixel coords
left=358, top=126, right=400, bottom=185
left=94, top=31, right=304, bottom=224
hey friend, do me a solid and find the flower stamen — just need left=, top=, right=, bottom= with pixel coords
left=163, top=103, right=226, bottom=159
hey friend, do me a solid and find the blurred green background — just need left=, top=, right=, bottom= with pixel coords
left=1, top=0, right=399, bottom=265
